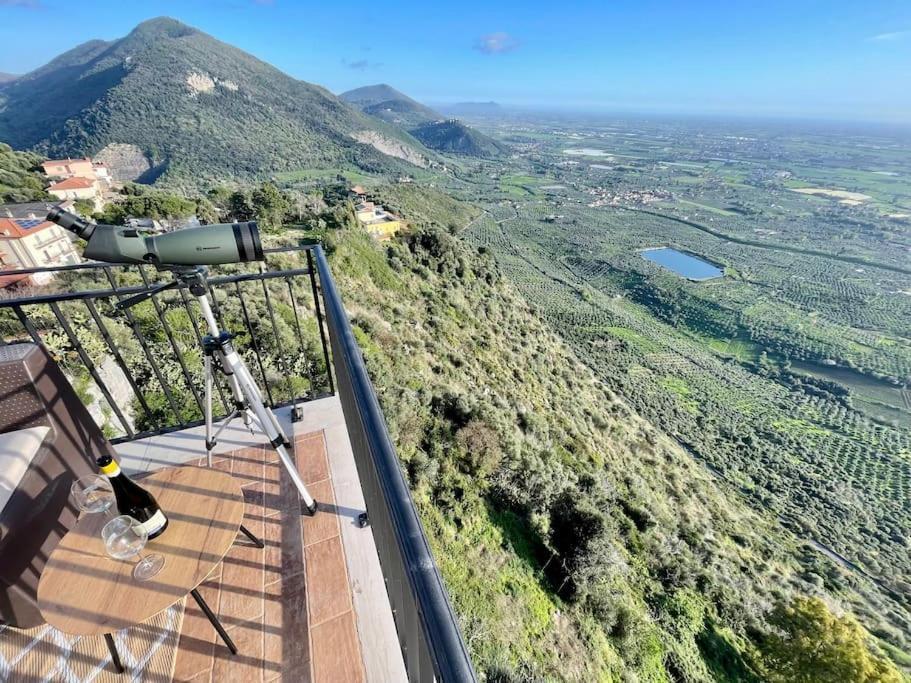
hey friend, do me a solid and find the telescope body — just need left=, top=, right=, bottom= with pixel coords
left=47, top=208, right=263, bottom=267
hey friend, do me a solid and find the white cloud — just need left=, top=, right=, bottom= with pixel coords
left=870, top=30, right=911, bottom=42
left=474, top=32, right=519, bottom=55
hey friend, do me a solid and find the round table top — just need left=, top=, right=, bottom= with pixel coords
left=38, top=465, right=245, bottom=635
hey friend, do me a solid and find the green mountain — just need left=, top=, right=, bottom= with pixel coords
left=340, top=83, right=441, bottom=127
left=0, top=18, right=429, bottom=187
left=409, top=119, right=507, bottom=157
left=321, top=193, right=903, bottom=681
left=342, top=84, right=506, bottom=157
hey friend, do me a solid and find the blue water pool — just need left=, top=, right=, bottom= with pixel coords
left=641, top=248, right=723, bottom=281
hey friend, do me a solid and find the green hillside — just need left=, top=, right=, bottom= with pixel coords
left=410, top=119, right=508, bottom=157
left=0, top=18, right=426, bottom=187
left=0, top=142, right=48, bottom=203
left=316, top=192, right=901, bottom=681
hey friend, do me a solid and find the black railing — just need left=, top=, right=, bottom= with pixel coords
left=0, top=246, right=333, bottom=441
left=0, top=244, right=475, bottom=681
left=314, top=246, right=476, bottom=683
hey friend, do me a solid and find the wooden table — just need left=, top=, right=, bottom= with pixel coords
left=37, top=465, right=260, bottom=673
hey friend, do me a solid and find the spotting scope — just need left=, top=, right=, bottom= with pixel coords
left=46, top=207, right=263, bottom=268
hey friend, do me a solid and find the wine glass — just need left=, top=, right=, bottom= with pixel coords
left=71, top=475, right=115, bottom=517
left=101, top=515, right=165, bottom=581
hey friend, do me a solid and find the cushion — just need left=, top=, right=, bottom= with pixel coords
left=0, top=426, right=51, bottom=517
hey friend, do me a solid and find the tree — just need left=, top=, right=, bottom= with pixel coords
left=759, top=597, right=901, bottom=683
left=250, top=182, right=290, bottom=232
left=228, top=190, right=255, bottom=222
left=73, top=199, right=95, bottom=217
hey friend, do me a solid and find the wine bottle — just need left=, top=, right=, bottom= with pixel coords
left=97, top=455, right=169, bottom=539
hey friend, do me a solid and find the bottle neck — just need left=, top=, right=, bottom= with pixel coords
left=100, top=461, right=123, bottom=478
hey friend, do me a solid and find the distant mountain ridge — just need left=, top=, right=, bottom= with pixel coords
left=0, top=73, right=18, bottom=84
left=340, top=83, right=442, bottom=128
left=0, top=18, right=429, bottom=186
left=342, top=83, right=507, bottom=158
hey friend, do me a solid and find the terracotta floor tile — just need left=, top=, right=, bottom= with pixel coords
left=231, top=446, right=266, bottom=486
left=301, top=479, right=339, bottom=548
left=304, top=536, right=351, bottom=626
left=310, top=611, right=365, bottom=683
left=261, top=518, right=284, bottom=587
left=262, top=461, right=283, bottom=515
left=242, top=483, right=267, bottom=523
left=220, top=515, right=266, bottom=624
left=295, top=434, right=330, bottom=485
left=171, top=436, right=364, bottom=683
left=173, top=593, right=217, bottom=681
left=211, top=617, right=265, bottom=683
left=264, top=581, right=310, bottom=681
left=276, top=464, right=306, bottom=582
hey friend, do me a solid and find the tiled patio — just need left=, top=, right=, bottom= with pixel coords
left=116, top=397, right=407, bottom=683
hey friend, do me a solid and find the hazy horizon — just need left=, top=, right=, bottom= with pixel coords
left=1, top=1, right=909, bottom=125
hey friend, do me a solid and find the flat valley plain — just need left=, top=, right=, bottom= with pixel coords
left=440, top=114, right=911, bottom=656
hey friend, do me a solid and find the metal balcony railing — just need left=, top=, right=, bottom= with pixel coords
left=0, top=244, right=476, bottom=683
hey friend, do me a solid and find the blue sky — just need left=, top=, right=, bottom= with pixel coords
left=1, top=0, right=910, bottom=122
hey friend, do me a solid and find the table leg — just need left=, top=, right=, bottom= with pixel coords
left=191, top=589, right=237, bottom=655
left=104, top=633, right=125, bottom=673
left=238, top=524, right=264, bottom=548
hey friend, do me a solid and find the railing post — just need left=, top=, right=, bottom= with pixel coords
left=306, top=248, right=335, bottom=395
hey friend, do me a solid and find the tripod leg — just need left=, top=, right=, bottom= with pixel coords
left=204, top=354, right=214, bottom=467
left=233, top=362, right=318, bottom=515
left=238, top=363, right=290, bottom=444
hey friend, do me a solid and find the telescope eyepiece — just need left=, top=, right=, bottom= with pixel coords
left=46, top=207, right=96, bottom=239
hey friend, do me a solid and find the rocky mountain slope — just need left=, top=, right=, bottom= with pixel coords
left=342, top=83, right=507, bottom=158
left=0, top=18, right=428, bottom=186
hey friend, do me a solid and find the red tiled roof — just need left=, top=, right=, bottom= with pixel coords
left=48, top=177, right=95, bottom=190
left=0, top=218, right=55, bottom=239
left=0, top=266, right=29, bottom=289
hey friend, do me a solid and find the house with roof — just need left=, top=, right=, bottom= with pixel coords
left=42, top=156, right=111, bottom=212
left=42, top=157, right=110, bottom=184
left=47, top=177, right=103, bottom=211
left=0, top=218, right=81, bottom=287
left=352, top=193, right=405, bottom=242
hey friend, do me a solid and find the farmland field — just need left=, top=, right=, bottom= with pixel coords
left=441, top=114, right=911, bottom=659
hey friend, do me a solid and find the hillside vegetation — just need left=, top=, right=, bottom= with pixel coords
left=0, top=18, right=426, bottom=187
left=410, top=120, right=508, bottom=157
left=320, top=193, right=900, bottom=681
left=0, top=142, right=48, bottom=203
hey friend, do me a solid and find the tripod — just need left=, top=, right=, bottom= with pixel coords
left=117, top=267, right=318, bottom=515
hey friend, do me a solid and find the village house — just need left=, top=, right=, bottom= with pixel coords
left=47, top=177, right=104, bottom=211
left=41, top=157, right=110, bottom=184
left=0, top=217, right=81, bottom=288
left=42, top=156, right=111, bottom=212
left=352, top=190, right=404, bottom=241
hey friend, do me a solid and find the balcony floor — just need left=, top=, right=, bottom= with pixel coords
left=1, top=397, right=407, bottom=682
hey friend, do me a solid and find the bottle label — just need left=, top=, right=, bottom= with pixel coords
left=134, top=509, right=167, bottom=536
